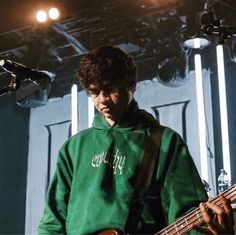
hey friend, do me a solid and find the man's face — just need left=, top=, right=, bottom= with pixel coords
left=87, top=82, right=133, bottom=125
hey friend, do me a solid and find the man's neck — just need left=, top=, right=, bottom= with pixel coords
left=105, top=117, right=115, bottom=126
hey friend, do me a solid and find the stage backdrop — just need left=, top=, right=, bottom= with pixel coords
left=25, top=69, right=216, bottom=233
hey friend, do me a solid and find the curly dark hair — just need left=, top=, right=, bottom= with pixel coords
left=77, top=45, right=137, bottom=90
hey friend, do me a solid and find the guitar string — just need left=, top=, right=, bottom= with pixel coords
left=156, top=185, right=236, bottom=235
left=157, top=189, right=235, bottom=235
left=161, top=190, right=236, bottom=235
left=180, top=191, right=236, bottom=228
left=157, top=193, right=234, bottom=235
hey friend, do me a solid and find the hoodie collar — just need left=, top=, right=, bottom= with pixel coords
left=92, top=99, right=159, bottom=130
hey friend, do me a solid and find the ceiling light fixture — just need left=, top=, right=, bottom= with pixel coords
left=35, top=7, right=60, bottom=23
left=48, top=7, right=60, bottom=20
left=184, top=37, right=210, bottom=49
left=183, top=12, right=211, bottom=49
left=157, top=40, right=189, bottom=86
left=36, top=10, right=48, bottom=23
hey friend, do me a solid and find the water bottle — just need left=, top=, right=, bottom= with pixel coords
left=217, top=169, right=229, bottom=193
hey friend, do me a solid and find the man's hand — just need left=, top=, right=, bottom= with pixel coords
left=194, top=195, right=234, bottom=234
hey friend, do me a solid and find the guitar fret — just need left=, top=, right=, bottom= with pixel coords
left=174, top=223, right=180, bottom=235
left=185, top=217, right=191, bottom=229
left=195, top=210, right=201, bottom=222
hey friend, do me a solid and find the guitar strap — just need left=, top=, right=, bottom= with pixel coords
left=125, top=126, right=165, bottom=233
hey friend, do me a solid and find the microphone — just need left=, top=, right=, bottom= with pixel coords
left=0, top=59, right=54, bottom=90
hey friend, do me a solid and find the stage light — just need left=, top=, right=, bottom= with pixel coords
left=157, top=41, right=189, bottom=86
left=71, top=84, right=78, bottom=135
left=36, top=10, right=48, bottom=23
left=194, top=53, right=208, bottom=183
left=184, top=37, right=210, bottom=49
left=35, top=7, right=60, bottom=24
left=216, top=45, right=231, bottom=184
left=183, top=13, right=211, bottom=49
left=48, top=7, right=60, bottom=20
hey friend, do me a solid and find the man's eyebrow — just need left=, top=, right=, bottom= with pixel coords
left=88, top=84, right=117, bottom=92
left=89, top=87, right=98, bottom=91
left=88, top=85, right=100, bottom=91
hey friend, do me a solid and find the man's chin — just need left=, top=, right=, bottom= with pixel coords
left=103, top=113, right=113, bottom=119
left=103, top=113, right=117, bottom=121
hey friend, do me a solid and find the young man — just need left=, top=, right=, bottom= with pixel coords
left=38, top=45, right=234, bottom=234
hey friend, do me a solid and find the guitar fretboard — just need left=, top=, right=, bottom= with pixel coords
left=155, top=184, right=236, bottom=235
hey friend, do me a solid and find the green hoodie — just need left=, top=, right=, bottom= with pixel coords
left=38, top=100, right=208, bottom=234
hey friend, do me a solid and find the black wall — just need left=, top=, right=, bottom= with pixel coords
left=0, top=94, right=30, bottom=234
left=226, top=64, right=236, bottom=184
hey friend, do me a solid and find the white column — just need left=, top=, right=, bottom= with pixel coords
left=216, top=45, right=231, bottom=183
left=194, top=52, right=208, bottom=182
left=71, top=84, right=78, bottom=135
left=88, top=96, right=94, bottom=127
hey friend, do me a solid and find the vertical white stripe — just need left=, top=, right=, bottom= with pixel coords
left=194, top=54, right=208, bottom=182
left=88, top=96, right=94, bottom=127
left=216, top=45, right=231, bottom=183
left=71, top=84, right=78, bottom=135
left=193, top=38, right=201, bottom=49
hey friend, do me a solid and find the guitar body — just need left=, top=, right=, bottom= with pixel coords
left=99, top=229, right=120, bottom=235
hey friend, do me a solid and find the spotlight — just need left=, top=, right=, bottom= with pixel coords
left=36, top=10, right=48, bottom=23
left=184, top=37, right=210, bottom=49
left=183, top=13, right=211, bottom=49
left=35, top=7, right=60, bottom=23
left=48, top=7, right=60, bottom=20
left=157, top=42, right=189, bottom=86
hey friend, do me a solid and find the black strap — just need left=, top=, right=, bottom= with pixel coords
left=125, top=126, right=165, bottom=233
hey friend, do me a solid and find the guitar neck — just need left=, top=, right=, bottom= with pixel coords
left=155, top=184, right=236, bottom=235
